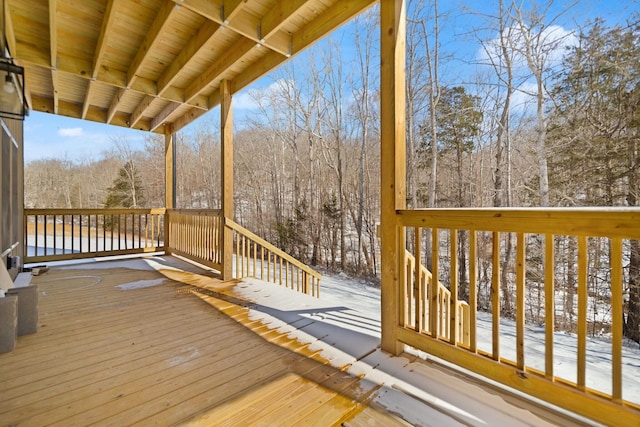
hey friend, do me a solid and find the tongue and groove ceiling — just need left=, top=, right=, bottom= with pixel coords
left=5, top=0, right=375, bottom=134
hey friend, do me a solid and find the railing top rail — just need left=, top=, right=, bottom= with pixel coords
left=226, top=218, right=322, bottom=280
left=397, top=208, right=640, bottom=239
left=25, top=208, right=167, bottom=215
left=168, top=208, right=223, bottom=216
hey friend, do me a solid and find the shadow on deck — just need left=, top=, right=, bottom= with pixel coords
left=0, top=255, right=588, bottom=426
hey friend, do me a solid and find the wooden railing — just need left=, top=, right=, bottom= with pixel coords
left=404, top=251, right=470, bottom=345
left=167, top=209, right=223, bottom=271
left=23, top=208, right=320, bottom=297
left=395, top=208, right=640, bottom=426
left=226, top=218, right=321, bottom=297
left=24, top=208, right=165, bottom=263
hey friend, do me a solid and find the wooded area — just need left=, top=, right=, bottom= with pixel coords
left=25, top=1, right=640, bottom=343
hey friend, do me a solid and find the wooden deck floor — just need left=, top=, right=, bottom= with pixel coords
left=1, top=256, right=588, bottom=426
left=0, top=258, right=409, bottom=426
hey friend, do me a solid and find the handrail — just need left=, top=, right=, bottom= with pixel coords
left=395, top=208, right=640, bottom=426
left=226, top=218, right=321, bottom=297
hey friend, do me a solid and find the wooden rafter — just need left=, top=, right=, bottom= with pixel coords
left=11, top=0, right=378, bottom=134
left=170, top=91, right=219, bottom=133
left=157, top=20, right=220, bottom=96
left=174, top=0, right=290, bottom=56
left=231, top=0, right=375, bottom=94
left=221, top=0, right=243, bottom=23
left=82, top=0, right=117, bottom=119
left=49, top=0, right=58, bottom=114
left=260, top=0, right=307, bottom=40
left=112, top=0, right=180, bottom=125
left=107, top=87, right=127, bottom=124
left=150, top=101, right=180, bottom=132
left=129, top=94, right=155, bottom=128
left=127, top=0, right=179, bottom=87
left=185, top=36, right=255, bottom=104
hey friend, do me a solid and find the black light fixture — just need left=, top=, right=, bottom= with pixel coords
left=0, top=60, right=27, bottom=120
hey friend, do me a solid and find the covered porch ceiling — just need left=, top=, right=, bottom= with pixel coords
left=5, top=0, right=376, bottom=134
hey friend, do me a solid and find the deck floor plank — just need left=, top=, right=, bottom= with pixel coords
left=1, top=303, right=214, bottom=376
left=0, top=261, right=396, bottom=426
left=1, top=319, right=242, bottom=406
left=0, top=256, right=572, bottom=426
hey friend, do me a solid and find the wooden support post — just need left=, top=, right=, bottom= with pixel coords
left=221, top=80, right=234, bottom=280
left=164, top=129, right=175, bottom=254
left=380, top=0, right=407, bottom=355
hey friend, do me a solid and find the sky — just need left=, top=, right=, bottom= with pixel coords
left=23, top=0, right=636, bottom=164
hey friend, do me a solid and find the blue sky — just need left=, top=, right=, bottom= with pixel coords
left=23, top=86, right=261, bottom=163
left=23, top=0, right=635, bottom=164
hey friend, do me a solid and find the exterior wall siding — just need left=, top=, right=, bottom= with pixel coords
left=1, top=116, right=24, bottom=280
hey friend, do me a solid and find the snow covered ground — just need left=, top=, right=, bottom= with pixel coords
left=42, top=254, right=640, bottom=424
left=262, top=269, right=640, bottom=406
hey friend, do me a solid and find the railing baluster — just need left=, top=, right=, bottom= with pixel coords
left=260, top=246, right=265, bottom=280
left=611, top=237, right=623, bottom=403
left=430, top=228, right=439, bottom=338
left=544, top=233, right=555, bottom=379
left=577, top=236, right=588, bottom=391
left=414, top=227, right=422, bottom=333
left=34, top=214, right=38, bottom=256
left=492, top=231, right=500, bottom=361
left=516, top=232, right=525, bottom=371
left=235, top=231, right=240, bottom=278
left=62, top=214, right=66, bottom=254
left=450, top=229, right=458, bottom=344
left=71, top=214, right=75, bottom=253
left=469, top=230, right=477, bottom=352
left=80, top=214, right=84, bottom=253
left=52, top=214, right=56, bottom=255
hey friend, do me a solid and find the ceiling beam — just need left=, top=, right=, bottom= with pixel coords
left=107, top=87, right=127, bottom=124
left=260, top=0, right=307, bottom=39
left=292, top=0, right=374, bottom=53
left=174, top=0, right=290, bottom=56
left=170, top=91, right=220, bottom=133
left=129, top=94, right=155, bottom=128
left=230, top=0, right=375, bottom=96
left=150, top=101, right=180, bottom=132
left=221, top=0, right=244, bottom=23
left=82, top=0, right=118, bottom=119
left=31, top=94, right=152, bottom=131
left=49, top=0, right=59, bottom=114
left=16, top=47, right=209, bottom=107
left=127, top=0, right=179, bottom=87
left=184, top=36, right=255, bottom=104
left=48, top=0, right=56, bottom=67
left=157, top=20, right=220, bottom=96
left=108, top=0, right=180, bottom=124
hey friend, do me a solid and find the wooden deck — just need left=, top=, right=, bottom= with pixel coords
left=0, top=256, right=588, bottom=426
left=0, top=257, right=405, bottom=426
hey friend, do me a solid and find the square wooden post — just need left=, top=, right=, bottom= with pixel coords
left=380, top=0, right=407, bottom=355
left=221, top=80, right=234, bottom=280
left=164, top=129, right=175, bottom=254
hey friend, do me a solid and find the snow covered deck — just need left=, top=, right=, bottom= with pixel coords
left=0, top=256, right=586, bottom=426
